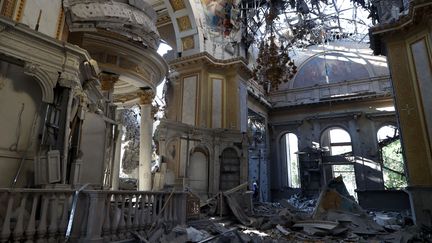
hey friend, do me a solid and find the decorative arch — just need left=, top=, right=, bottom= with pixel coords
left=219, top=147, right=241, bottom=191
left=164, top=0, right=201, bottom=55
left=219, top=144, right=242, bottom=158
left=189, top=143, right=211, bottom=157
left=23, top=62, right=59, bottom=103
left=189, top=144, right=211, bottom=196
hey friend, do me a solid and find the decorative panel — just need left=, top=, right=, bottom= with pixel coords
left=177, top=15, right=192, bottom=32
left=410, top=38, right=432, bottom=147
left=182, top=75, right=197, bottom=126
left=0, top=0, right=17, bottom=18
left=181, top=35, right=195, bottom=51
left=211, top=78, right=222, bottom=128
left=169, top=0, right=186, bottom=11
left=21, top=0, right=62, bottom=38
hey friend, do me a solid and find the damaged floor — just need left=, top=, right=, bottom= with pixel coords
left=135, top=178, right=432, bottom=243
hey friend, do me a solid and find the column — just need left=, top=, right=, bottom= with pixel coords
left=100, top=73, right=119, bottom=188
left=138, top=89, right=155, bottom=191
left=111, top=121, right=123, bottom=190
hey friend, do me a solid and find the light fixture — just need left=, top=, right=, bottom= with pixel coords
left=251, top=2, right=297, bottom=93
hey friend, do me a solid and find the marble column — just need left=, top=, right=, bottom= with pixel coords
left=138, top=89, right=155, bottom=191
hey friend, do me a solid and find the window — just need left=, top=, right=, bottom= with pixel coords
left=321, top=128, right=352, bottom=156
left=321, top=127, right=357, bottom=197
left=377, top=125, right=407, bottom=189
left=284, top=133, right=300, bottom=188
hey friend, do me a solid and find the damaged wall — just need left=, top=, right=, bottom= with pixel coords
left=155, top=119, right=248, bottom=198
left=0, top=61, right=43, bottom=187
left=269, top=98, right=397, bottom=200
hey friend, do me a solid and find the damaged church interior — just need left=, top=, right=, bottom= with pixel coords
left=0, top=0, right=431, bottom=242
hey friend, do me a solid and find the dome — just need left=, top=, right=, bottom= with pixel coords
left=293, top=52, right=370, bottom=88
left=274, top=41, right=390, bottom=91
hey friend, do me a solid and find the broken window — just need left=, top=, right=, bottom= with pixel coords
left=321, top=127, right=353, bottom=156
left=377, top=125, right=407, bottom=189
left=332, top=164, right=357, bottom=197
left=284, top=133, right=300, bottom=188
left=321, top=127, right=357, bottom=197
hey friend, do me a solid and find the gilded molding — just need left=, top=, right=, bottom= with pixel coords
left=138, top=89, right=155, bottom=105
left=169, top=0, right=186, bottom=11
left=55, top=5, right=64, bottom=39
left=1, top=0, right=16, bottom=19
left=99, top=73, right=119, bottom=91
left=181, top=35, right=195, bottom=51
left=177, top=15, right=192, bottom=32
left=14, top=0, right=25, bottom=22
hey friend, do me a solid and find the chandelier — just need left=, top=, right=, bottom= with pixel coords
left=252, top=32, right=297, bottom=92
left=251, top=2, right=297, bottom=93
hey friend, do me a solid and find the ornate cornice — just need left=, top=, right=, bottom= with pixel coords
left=168, top=52, right=252, bottom=79
left=370, top=0, right=432, bottom=36
left=64, top=0, right=160, bottom=49
left=0, top=16, right=96, bottom=103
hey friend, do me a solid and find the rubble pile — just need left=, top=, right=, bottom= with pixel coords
left=139, top=177, right=430, bottom=242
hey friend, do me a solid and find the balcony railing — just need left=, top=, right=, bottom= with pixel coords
left=0, top=189, right=187, bottom=242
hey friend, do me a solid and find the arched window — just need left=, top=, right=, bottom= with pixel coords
left=321, top=127, right=352, bottom=155
left=377, top=125, right=407, bottom=189
left=321, top=127, right=357, bottom=197
left=283, top=133, right=300, bottom=188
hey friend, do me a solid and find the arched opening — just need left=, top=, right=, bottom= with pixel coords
left=0, top=61, right=43, bottom=187
left=321, top=127, right=352, bottom=155
left=282, top=133, right=300, bottom=188
left=377, top=125, right=407, bottom=189
left=189, top=150, right=209, bottom=197
left=321, top=127, right=357, bottom=197
left=220, top=148, right=240, bottom=191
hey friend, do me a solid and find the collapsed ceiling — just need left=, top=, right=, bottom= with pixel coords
left=240, top=0, right=377, bottom=49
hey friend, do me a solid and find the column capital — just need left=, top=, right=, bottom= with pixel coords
left=99, top=72, right=119, bottom=91
left=138, top=89, right=155, bottom=105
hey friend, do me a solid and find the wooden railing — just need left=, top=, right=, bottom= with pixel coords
left=0, top=189, right=187, bottom=242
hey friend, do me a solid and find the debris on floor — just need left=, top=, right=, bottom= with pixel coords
left=143, top=176, right=426, bottom=242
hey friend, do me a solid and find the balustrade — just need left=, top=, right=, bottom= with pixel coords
left=0, top=189, right=74, bottom=243
left=0, top=189, right=187, bottom=242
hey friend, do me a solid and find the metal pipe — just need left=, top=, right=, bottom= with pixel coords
left=65, top=183, right=90, bottom=242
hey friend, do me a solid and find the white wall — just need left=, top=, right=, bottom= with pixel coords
left=0, top=62, right=43, bottom=187
left=20, top=0, right=63, bottom=38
